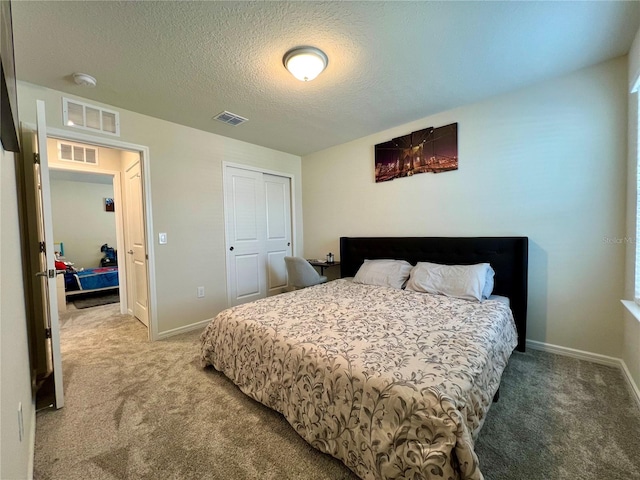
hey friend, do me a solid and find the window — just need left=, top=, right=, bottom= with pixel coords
left=634, top=75, right=640, bottom=305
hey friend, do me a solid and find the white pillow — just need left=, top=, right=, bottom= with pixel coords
left=353, top=259, right=413, bottom=289
left=406, top=262, right=493, bottom=302
left=483, top=265, right=495, bottom=300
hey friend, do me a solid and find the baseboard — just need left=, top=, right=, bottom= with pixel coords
left=156, top=318, right=212, bottom=340
left=28, top=400, right=36, bottom=480
left=526, top=339, right=640, bottom=410
left=620, top=359, right=640, bottom=411
left=525, top=339, right=621, bottom=367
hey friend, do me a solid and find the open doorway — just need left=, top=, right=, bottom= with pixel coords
left=50, top=169, right=120, bottom=312
left=19, top=101, right=156, bottom=411
left=46, top=137, right=150, bottom=331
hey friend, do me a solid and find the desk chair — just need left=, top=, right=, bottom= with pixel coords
left=284, top=256, right=328, bottom=289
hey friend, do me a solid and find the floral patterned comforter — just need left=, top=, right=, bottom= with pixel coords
left=200, top=279, right=517, bottom=480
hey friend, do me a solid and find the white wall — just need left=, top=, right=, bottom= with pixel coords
left=624, top=27, right=640, bottom=390
left=1, top=146, right=35, bottom=479
left=17, top=82, right=303, bottom=335
left=50, top=177, right=117, bottom=268
left=303, top=57, right=628, bottom=358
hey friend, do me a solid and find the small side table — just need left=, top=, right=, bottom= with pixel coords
left=307, top=260, right=341, bottom=276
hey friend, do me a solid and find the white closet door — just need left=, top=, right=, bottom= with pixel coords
left=225, top=167, right=267, bottom=306
left=225, top=166, right=292, bottom=306
left=264, top=174, right=292, bottom=296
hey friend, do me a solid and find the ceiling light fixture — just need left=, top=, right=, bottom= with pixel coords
left=72, top=73, right=97, bottom=87
left=283, top=47, right=328, bottom=82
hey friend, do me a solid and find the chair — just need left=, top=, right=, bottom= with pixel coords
left=284, top=256, right=328, bottom=289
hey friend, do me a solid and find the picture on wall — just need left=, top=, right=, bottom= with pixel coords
left=104, top=198, right=115, bottom=212
left=374, top=122, right=458, bottom=183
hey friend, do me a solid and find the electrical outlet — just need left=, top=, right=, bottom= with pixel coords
left=18, top=402, right=23, bottom=442
left=197, top=286, right=205, bottom=298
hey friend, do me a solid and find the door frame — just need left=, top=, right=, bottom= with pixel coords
left=222, top=161, right=297, bottom=307
left=24, top=123, right=159, bottom=341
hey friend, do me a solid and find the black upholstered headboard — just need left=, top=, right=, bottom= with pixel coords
left=340, top=236, right=528, bottom=352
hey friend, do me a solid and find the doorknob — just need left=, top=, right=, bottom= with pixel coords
left=127, top=250, right=134, bottom=254
left=287, top=242, right=290, bottom=246
left=229, top=246, right=234, bottom=251
left=35, top=269, right=55, bottom=278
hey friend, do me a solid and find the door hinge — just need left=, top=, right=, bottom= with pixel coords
left=33, top=153, right=40, bottom=164
left=39, top=241, right=46, bottom=253
left=45, top=328, right=52, bottom=339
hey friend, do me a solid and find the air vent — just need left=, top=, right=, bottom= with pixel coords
left=57, top=141, right=99, bottom=165
left=213, top=111, right=248, bottom=126
left=62, top=97, right=120, bottom=136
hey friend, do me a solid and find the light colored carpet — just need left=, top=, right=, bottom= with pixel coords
left=34, top=304, right=640, bottom=480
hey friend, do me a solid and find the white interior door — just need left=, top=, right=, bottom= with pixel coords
left=225, top=167, right=266, bottom=306
left=32, top=100, right=64, bottom=408
left=264, top=174, right=292, bottom=296
left=124, top=160, right=149, bottom=326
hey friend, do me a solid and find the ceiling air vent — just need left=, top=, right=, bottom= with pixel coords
left=62, top=97, right=120, bottom=136
left=57, top=141, right=99, bottom=165
left=213, top=111, right=248, bottom=126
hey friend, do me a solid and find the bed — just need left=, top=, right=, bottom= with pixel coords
left=63, top=266, right=119, bottom=296
left=200, top=236, right=528, bottom=480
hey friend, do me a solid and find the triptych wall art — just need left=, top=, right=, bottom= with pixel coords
left=374, top=122, right=457, bottom=183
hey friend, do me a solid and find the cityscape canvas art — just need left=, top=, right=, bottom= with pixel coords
left=374, top=123, right=458, bottom=183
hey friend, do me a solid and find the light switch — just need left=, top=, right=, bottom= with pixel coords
left=158, top=232, right=167, bottom=245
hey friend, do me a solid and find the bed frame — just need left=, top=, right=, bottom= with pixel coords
left=63, top=267, right=120, bottom=298
left=65, top=285, right=118, bottom=297
left=340, top=236, right=528, bottom=352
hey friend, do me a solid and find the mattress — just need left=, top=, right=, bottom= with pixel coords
left=200, top=279, right=517, bottom=480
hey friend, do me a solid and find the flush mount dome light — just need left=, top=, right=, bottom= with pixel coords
left=72, top=73, right=97, bottom=87
left=283, top=46, right=328, bottom=82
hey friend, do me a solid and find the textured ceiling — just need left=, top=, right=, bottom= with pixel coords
left=11, top=1, right=640, bottom=156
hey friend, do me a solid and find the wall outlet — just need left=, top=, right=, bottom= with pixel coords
left=18, top=402, right=23, bottom=442
left=197, top=286, right=205, bottom=298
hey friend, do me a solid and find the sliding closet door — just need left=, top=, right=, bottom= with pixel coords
left=224, top=166, right=292, bottom=306
left=264, top=174, right=291, bottom=296
left=225, top=167, right=266, bottom=305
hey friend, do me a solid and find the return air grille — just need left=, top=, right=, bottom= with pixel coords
left=57, top=141, right=99, bottom=165
left=62, top=97, right=120, bottom=136
left=213, top=110, right=248, bottom=126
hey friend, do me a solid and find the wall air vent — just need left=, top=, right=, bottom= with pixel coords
left=62, top=97, right=120, bottom=136
left=57, top=140, right=99, bottom=165
left=213, top=111, right=248, bottom=126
